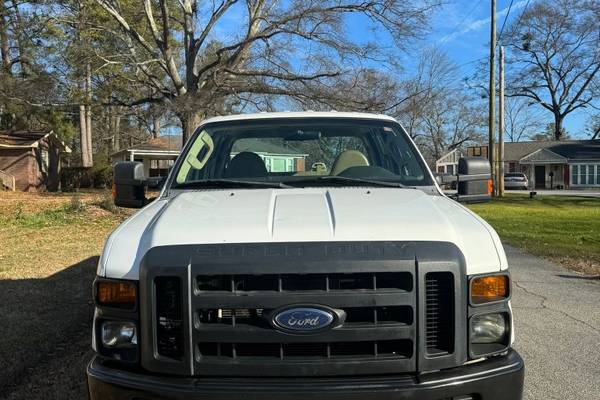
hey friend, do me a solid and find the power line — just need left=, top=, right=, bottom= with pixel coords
left=512, top=0, right=532, bottom=31
left=497, top=0, right=516, bottom=46
left=441, top=0, right=485, bottom=42
left=499, top=0, right=533, bottom=46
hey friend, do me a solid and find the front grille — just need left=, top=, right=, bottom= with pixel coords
left=197, top=272, right=413, bottom=292
left=425, top=272, right=455, bottom=356
left=197, top=340, right=413, bottom=360
left=155, top=277, right=184, bottom=360
left=190, top=270, right=416, bottom=376
left=197, top=306, right=413, bottom=327
left=143, top=241, right=465, bottom=377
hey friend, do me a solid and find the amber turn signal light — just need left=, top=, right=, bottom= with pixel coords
left=471, top=275, right=509, bottom=304
left=487, top=179, right=493, bottom=195
left=97, top=280, right=137, bottom=309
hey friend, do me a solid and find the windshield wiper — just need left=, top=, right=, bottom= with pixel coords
left=288, top=176, right=412, bottom=188
left=172, top=179, right=292, bottom=189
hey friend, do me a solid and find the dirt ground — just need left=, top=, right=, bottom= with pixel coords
left=0, top=191, right=125, bottom=399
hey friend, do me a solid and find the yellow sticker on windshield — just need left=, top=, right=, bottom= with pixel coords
left=176, top=131, right=215, bottom=184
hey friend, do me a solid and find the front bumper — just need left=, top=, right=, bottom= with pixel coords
left=87, top=349, right=524, bottom=400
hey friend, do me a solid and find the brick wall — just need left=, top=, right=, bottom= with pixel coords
left=0, top=148, right=43, bottom=191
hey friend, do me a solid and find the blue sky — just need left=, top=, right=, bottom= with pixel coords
left=202, top=0, right=593, bottom=137
left=419, top=0, right=591, bottom=137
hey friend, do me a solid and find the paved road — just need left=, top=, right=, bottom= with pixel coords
left=507, top=246, right=600, bottom=399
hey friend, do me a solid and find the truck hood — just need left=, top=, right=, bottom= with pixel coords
left=98, top=188, right=507, bottom=279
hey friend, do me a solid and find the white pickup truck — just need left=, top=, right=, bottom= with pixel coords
left=87, top=112, right=524, bottom=400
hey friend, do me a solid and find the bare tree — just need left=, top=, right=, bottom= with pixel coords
left=91, top=0, right=440, bottom=142
left=393, top=48, right=455, bottom=140
left=587, top=114, right=600, bottom=139
left=504, top=97, right=544, bottom=142
left=503, top=0, right=600, bottom=140
left=389, top=49, right=485, bottom=162
left=417, top=94, right=485, bottom=161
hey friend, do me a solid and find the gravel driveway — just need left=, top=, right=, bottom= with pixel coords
left=0, top=247, right=597, bottom=399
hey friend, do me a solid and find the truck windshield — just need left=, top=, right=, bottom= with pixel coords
left=170, top=118, right=432, bottom=189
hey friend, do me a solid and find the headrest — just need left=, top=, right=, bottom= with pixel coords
left=330, top=150, right=369, bottom=175
left=225, top=151, right=268, bottom=178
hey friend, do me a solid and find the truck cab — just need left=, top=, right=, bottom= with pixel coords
left=88, top=112, right=524, bottom=400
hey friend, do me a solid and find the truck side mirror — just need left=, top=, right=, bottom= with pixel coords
left=456, top=157, right=492, bottom=203
left=439, top=157, right=492, bottom=203
left=113, top=161, right=147, bottom=208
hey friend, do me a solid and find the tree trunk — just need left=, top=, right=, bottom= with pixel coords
left=179, top=111, right=203, bottom=144
left=79, top=104, right=91, bottom=167
left=554, top=113, right=563, bottom=140
left=85, top=63, right=93, bottom=166
left=0, top=5, right=10, bottom=74
left=11, top=0, right=30, bottom=77
left=113, top=109, right=121, bottom=152
left=152, top=116, right=161, bottom=139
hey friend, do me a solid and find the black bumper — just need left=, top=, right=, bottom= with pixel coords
left=87, top=349, right=524, bottom=400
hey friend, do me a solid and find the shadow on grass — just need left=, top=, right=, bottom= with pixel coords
left=0, top=256, right=97, bottom=399
left=494, top=195, right=600, bottom=208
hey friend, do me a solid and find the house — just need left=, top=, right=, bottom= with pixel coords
left=110, top=136, right=308, bottom=177
left=435, top=149, right=464, bottom=175
left=110, top=136, right=182, bottom=177
left=436, top=139, right=600, bottom=189
left=0, top=130, right=71, bottom=192
left=231, top=140, right=308, bottom=172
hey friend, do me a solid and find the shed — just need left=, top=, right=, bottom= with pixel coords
left=0, top=130, right=71, bottom=191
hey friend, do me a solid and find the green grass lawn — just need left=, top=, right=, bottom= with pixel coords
left=468, top=195, right=600, bottom=275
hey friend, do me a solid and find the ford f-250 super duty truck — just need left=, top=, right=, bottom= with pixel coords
left=87, top=112, right=524, bottom=399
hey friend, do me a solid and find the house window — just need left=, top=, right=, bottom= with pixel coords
left=571, top=165, right=579, bottom=185
left=587, top=165, right=595, bottom=185
left=579, top=165, right=587, bottom=185
left=571, top=164, right=600, bottom=186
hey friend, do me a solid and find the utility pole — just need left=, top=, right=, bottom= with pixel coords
left=498, top=46, right=505, bottom=197
left=488, top=0, right=496, bottom=195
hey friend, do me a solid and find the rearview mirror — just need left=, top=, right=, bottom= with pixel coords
left=440, top=157, right=492, bottom=203
left=113, top=162, right=147, bottom=208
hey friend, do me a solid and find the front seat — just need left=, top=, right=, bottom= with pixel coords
left=225, top=151, right=268, bottom=178
left=330, top=150, right=369, bottom=175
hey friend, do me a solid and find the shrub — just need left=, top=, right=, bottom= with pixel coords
left=90, top=163, right=113, bottom=189
left=98, top=190, right=117, bottom=213
left=60, top=163, right=113, bottom=191
left=67, top=193, right=84, bottom=212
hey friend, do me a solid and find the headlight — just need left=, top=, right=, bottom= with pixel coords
left=471, top=313, right=507, bottom=344
left=470, top=312, right=510, bottom=357
left=101, top=321, right=138, bottom=348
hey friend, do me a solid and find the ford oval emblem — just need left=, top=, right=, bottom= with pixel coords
left=273, top=307, right=335, bottom=332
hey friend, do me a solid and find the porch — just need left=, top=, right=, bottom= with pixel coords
left=519, top=148, right=569, bottom=189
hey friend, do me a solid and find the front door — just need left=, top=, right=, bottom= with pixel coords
left=535, top=165, right=546, bottom=188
